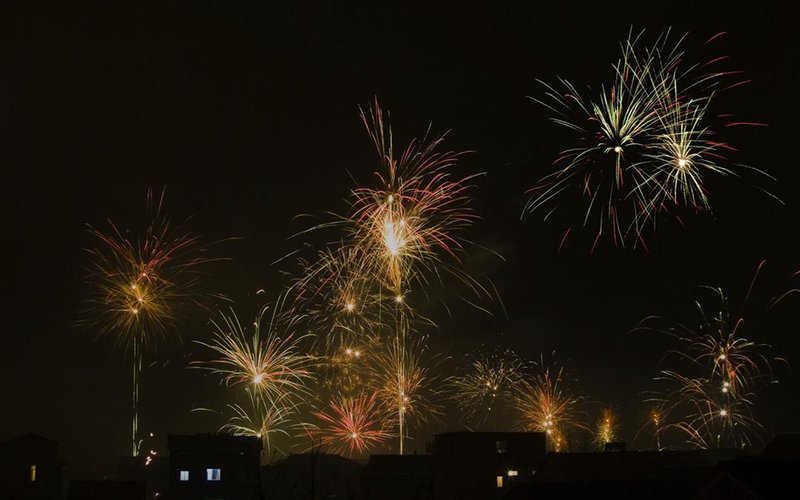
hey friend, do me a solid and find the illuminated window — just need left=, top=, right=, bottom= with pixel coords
left=30, top=465, right=36, bottom=482
left=495, top=441, right=507, bottom=454
left=179, top=470, right=189, bottom=481
left=507, top=469, right=518, bottom=477
left=206, top=468, right=221, bottom=481
left=496, top=475, right=504, bottom=488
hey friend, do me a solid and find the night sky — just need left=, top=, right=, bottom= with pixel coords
left=2, top=2, right=798, bottom=464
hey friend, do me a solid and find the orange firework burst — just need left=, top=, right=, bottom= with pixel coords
left=512, top=354, right=586, bottom=451
left=593, top=407, right=619, bottom=449
left=82, top=188, right=225, bottom=457
left=83, top=188, right=220, bottom=348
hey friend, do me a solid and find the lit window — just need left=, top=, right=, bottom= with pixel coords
left=496, top=475, right=504, bottom=488
left=206, top=468, right=221, bottom=481
left=495, top=441, right=507, bottom=454
left=507, top=469, right=518, bottom=477
left=30, top=465, right=37, bottom=482
left=179, top=470, right=189, bottom=481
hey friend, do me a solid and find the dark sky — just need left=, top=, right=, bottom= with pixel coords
left=2, top=2, right=798, bottom=463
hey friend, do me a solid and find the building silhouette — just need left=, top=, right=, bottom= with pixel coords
left=0, top=433, right=65, bottom=500
left=167, top=434, right=261, bottom=500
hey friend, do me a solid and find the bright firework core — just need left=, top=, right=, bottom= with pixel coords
left=382, top=218, right=406, bottom=257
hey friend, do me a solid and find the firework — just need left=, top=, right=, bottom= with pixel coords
left=447, top=350, right=524, bottom=428
left=527, top=29, right=771, bottom=249
left=310, top=391, right=392, bottom=457
left=83, top=188, right=222, bottom=456
left=593, top=407, right=619, bottom=449
left=364, top=332, right=444, bottom=450
left=195, top=300, right=315, bottom=408
left=512, top=354, right=586, bottom=451
left=221, top=388, right=296, bottom=461
left=288, top=245, right=385, bottom=354
left=638, top=274, right=784, bottom=449
left=349, top=99, right=482, bottom=295
left=633, top=402, right=671, bottom=451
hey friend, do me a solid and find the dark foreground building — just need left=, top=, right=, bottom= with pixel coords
left=359, top=431, right=547, bottom=500
left=66, top=480, right=144, bottom=500
left=507, top=436, right=800, bottom=500
left=0, top=433, right=65, bottom=500
left=167, top=434, right=261, bottom=500
left=263, top=452, right=361, bottom=499
left=435, top=431, right=547, bottom=499
left=361, top=454, right=434, bottom=500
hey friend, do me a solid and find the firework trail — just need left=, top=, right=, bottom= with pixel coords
left=527, top=29, right=774, bottom=250
left=83, top=188, right=223, bottom=456
left=446, top=350, right=524, bottom=429
left=512, top=354, right=586, bottom=451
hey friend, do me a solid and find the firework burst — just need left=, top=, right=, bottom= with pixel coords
left=220, top=388, right=296, bottom=461
left=638, top=270, right=785, bottom=449
left=310, top=391, right=392, bottom=457
left=593, top=407, right=619, bottom=449
left=527, top=29, right=773, bottom=249
left=446, top=350, right=524, bottom=429
left=512, top=354, right=586, bottom=451
left=349, top=99, right=483, bottom=296
left=82, top=188, right=223, bottom=456
left=365, top=332, right=444, bottom=447
left=195, top=300, right=315, bottom=408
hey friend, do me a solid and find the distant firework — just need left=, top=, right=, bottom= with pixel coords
left=513, top=354, right=586, bottom=451
left=447, top=350, right=524, bottom=428
left=593, top=407, right=619, bottom=449
left=638, top=268, right=786, bottom=449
